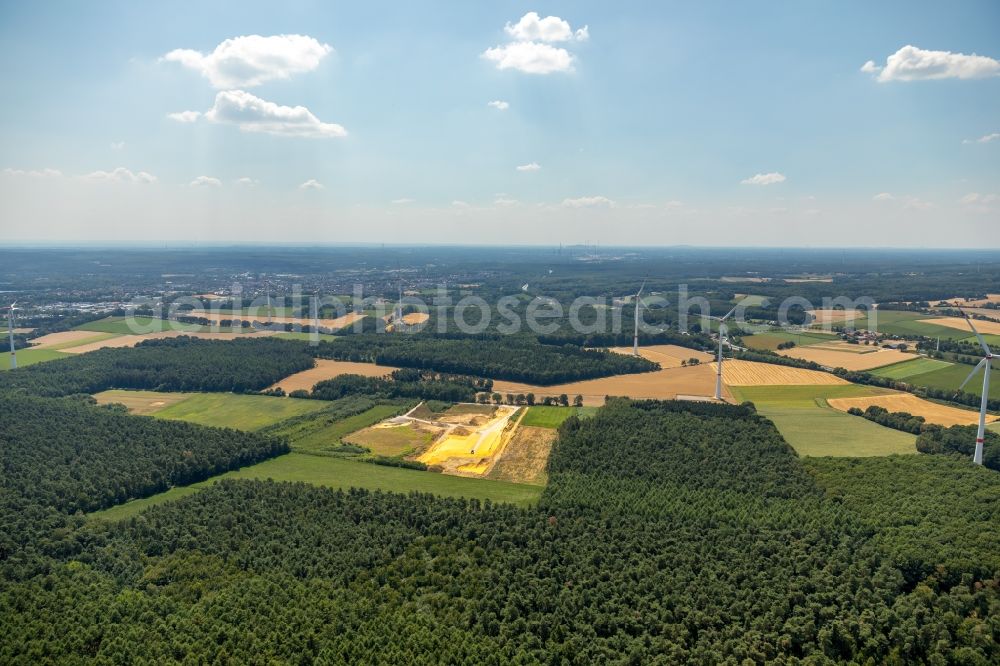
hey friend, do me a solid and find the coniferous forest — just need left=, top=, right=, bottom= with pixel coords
left=1, top=398, right=997, bottom=663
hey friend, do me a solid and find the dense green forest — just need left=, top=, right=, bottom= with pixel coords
left=0, top=393, right=287, bottom=578
left=308, top=368, right=489, bottom=402
left=1, top=398, right=997, bottom=663
left=0, top=337, right=314, bottom=396
left=313, top=335, right=657, bottom=385
left=916, top=423, right=1000, bottom=471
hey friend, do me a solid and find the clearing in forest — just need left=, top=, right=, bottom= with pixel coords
left=344, top=421, right=439, bottom=456
left=28, top=330, right=119, bottom=349
left=731, top=385, right=917, bottom=457
left=60, top=330, right=278, bottom=354
left=269, top=359, right=399, bottom=393
left=416, top=405, right=521, bottom=475
left=827, top=393, right=997, bottom=427
left=93, top=389, right=192, bottom=415
left=716, top=360, right=848, bottom=386
left=487, top=426, right=557, bottom=486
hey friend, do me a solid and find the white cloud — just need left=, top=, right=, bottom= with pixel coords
left=190, top=176, right=222, bottom=187
left=493, top=197, right=519, bottom=207
left=487, top=100, right=510, bottom=110
left=963, top=132, right=1000, bottom=144
left=863, top=45, right=1000, bottom=82
left=84, top=167, right=156, bottom=183
left=168, top=110, right=201, bottom=123
left=235, top=177, right=259, bottom=186
left=451, top=200, right=470, bottom=208
left=110, top=141, right=125, bottom=151
left=204, top=90, right=346, bottom=138
left=741, top=172, right=786, bottom=186
left=873, top=192, right=895, bottom=201
left=162, top=34, right=332, bottom=88
left=959, top=192, right=998, bottom=213
left=562, top=195, right=614, bottom=208
left=391, top=198, right=414, bottom=204
left=516, top=162, right=541, bottom=172
left=299, top=179, right=325, bottom=191
left=504, top=12, right=588, bottom=43
left=903, top=197, right=933, bottom=210
left=3, top=167, right=62, bottom=178
left=482, top=42, right=573, bottom=74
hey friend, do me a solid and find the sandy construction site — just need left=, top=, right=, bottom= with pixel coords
left=827, top=393, right=997, bottom=427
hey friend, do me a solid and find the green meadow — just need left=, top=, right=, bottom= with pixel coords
left=90, top=452, right=543, bottom=522
left=732, top=385, right=917, bottom=457
left=521, top=405, right=597, bottom=428
left=0, top=347, right=70, bottom=370
left=742, top=329, right=838, bottom=352
left=870, top=357, right=953, bottom=380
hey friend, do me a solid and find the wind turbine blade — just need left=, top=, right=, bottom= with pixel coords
left=958, top=358, right=988, bottom=393
left=721, top=306, right=738, bottom=322
left=960, top=308, right=991, bottom=356
left=635, top=279, right=646, bottom=298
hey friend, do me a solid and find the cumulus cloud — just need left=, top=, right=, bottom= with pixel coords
left=963, top=132, right=1000, bottom=144
left=83, top=167, right=156, bottom=183
left=190, top=176, right=222, bottom=187
left=516, top=162, right=541, bottom=172
left=873, top=192, right=895, bottom=201
left=2, top=167, right=62, bottom=178
left=493, top=197, right=519, bottom=207
left=235, top=177, right=259, bottom=186
left=110, top=141, right=125, bottom=151
left=299, top=179, right=325, bottom=191
left=862, top=45, right=1000, bottom=82
left=483, top=12, right=586, bottom=74
left=203, top=90, right=346, bottom=138
left=482, top=42, right=574, bottom=74
left=391, top=198, right=414, bottom=204
left=162, top=34, right=332, bottom=88
left=562, top=195, right=614, bottom=208
left=504, top=12, right=588, bottom=43
left=741, top=172, right=786, bottom=186
left=168, top=110, right=201, bottom=123
left=487, top=100, right=510, bottom=110
left=451, top=200, right=470, bottom=208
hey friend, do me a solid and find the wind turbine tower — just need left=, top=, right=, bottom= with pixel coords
left=633, top=280, right=646, bottom=356
left=710, top=306, right=738, bottom=401
left=957, top=309, right=995, bottom=465
left=6, top=302, right=17, bottom=369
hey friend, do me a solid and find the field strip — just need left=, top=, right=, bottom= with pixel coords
left=28, top=330, right=120, bottom=350
left=270, top=359, right=400, bottom=393
left=190, top=310, right=366, bottom=330
left=716, top=360, right=848, bottom=386
left=827, top=393, right=997, bottom=427
left=608, top=344, right=714, bottom=368
left=777, top=346, right=914, bottom=371
left=60, top=329, right=280, bottom=354
left=921, top=316, right=1000, bottom=335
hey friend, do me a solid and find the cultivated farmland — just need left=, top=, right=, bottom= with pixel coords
left=716, top=360, right=849, bottom=386
left=778, top=346, right=914, bottom=371
left=921, top=316, right=1000, bottom=336
left=827, top=393, right=996, bottom=427
left=870, top=357, right=953, bottom=380
left=268, top=359, right=400, bottom=393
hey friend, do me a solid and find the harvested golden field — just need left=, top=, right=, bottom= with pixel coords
left=402, top=312, right=430, bottom=325
left=921, top=316, right=1000, bottom=335
left=191, top=310, right=365, bottom=330
left=608, top=344, right=715, bottom=368
left=935, top=294, right=1000, bottom=307
left=808, top=308, right=864, bottom=325
left=60, top=330, right=278, bottom=354
left=493, top=362, right=728, bottom=406
left=29, top=330, right=112, bottom=349
left=778, top=346, right=914, bottom=371
left=93, top=389, right=191, bottom=415
left=269, top=359, right=399, bottom=393
left=720, top=276, right=770, bottom=283
left=714, top=360, right=848, bottom=386
left=785, top=277, right=833, bottom=283
left=827, top=393, right=998, bottom=427
left=487, top=425, right=556, bottom=486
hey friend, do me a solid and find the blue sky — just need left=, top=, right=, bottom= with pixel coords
left=0, top=1, right=997, bottom=245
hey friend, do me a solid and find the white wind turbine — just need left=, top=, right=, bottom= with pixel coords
left=633, top=280, right=646, bottom=356
left=5, top=301, right=18, bottom=369
left=956, top=309, right=996, bottom=465
left=709, top=306, right=738, bottom=401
